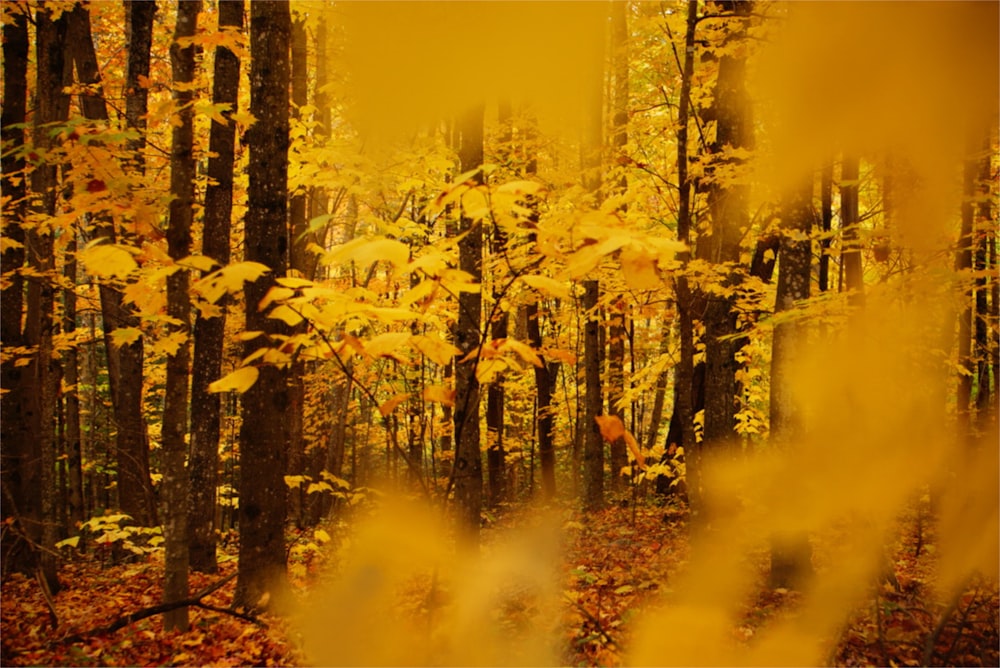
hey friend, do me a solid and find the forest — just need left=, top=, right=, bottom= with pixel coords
left=1, top=0, right=998, bottom=665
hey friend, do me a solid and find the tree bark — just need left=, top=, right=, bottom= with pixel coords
left=23, top=4, right=72, bottom=595
left=161, top=0, right=201, bottom=632
left=768, top=176, right=815, bottom=590
left=696, top=0, right=753, bottom=455
left=73, top=0, right=158, bottom=527
left=840, top=155, right=865, bottom=306
left=662, top=0, right=700, bottom=506
left=0, top=3, right=33, bottom=581
left=189, top=0, right=244, bottom=574
left=235, top=0, right=293, bottom=613
left=453, top=104, right=485, bottom=541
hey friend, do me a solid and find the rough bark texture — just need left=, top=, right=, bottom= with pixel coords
left=0, top=4, right=32, bottom=581
left=83, top=0, right=158, bottom=526
left=453, top=104, right=485, bottom=541
left=161, top=0, right=201, bottom=632
left=23, top=5, right=72, bottom=595
left=769, top=177, right=815, bottom=590
left=189, top=0, right=243, bottom=574
left=235, top=0, right=293, bottom=612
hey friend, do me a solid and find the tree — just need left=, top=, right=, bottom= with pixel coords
left=234, top=0, right=293, bottom=613
left=161, top=0, right=201, bottom=632
left=696, top=0, right=754, bottom=454
left=768, top=176, right=815, bottom=589
left=453, top=103, right=485, bottom=540
left=189, top=0, right=245, bottom=574
left=22, top=2, right=72, bottom=595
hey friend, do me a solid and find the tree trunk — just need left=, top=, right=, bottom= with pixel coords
left=582, top=280, right=605, bottom=511
left=661, top=0, right=700, bottom=506
left=606, top=0, right=630, bottom=492
left=161, top=0, right=201, bottom=632
left=696, top=0, right=753, bottom=455
left=234, top=0, right=293, bottom=613
left=0, top=4, right=32, bottom=581
left=453, top=104, right=485, bottom=541
left=840, top=155, right=865, bottom=306
left=956, top=141, right=976, bottom=439
left=74, top=0, right=158, bottom=527
left=189, top=0, right=244, bottom=574
left=23, top=4, right=72, bottom=595
left=973, top=133, right=995, bottom=426
left=769, top=177, right=815, bottom=590
left=62, top=236, right=85, bottom=529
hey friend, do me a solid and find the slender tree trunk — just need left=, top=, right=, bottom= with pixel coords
left=285, top=14, right=310, bottom=528
left=76, top=0, right=158, bottom=526
left=956, top=141, right=977, bottom=438
left=769, top=176, right=815, bottom=589
left=582, top=280, right=605, bottom=511
left=63, top=236, right=85, bottom=529
left=189, top=0, right=243, bottom=574
left=840, top=155, right=865, bottom=306
left=453, top=104, right=485, bottom=541
left=235, top=0, right=293, bottom=612
left=974, top=133, right=996, bottom=427
left=0, top=4, right=33, bottom=580
left=819, top=161, right=834, bottom=293
left=161, top=0, right=201, bottom=632
left=24, top=4, right=72, bottom=595
left=663, top=0, right=700, bottom=507
left=696, top=0, right=753, bottom=455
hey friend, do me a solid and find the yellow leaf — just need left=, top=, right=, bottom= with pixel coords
left=208, top=366, right=259, bottom=394
left=476, top=357, right=507, bottom=384
left=314, top=528, right=331, bottom=544
left=177, top=254, right=219, bottom=273
left=285, top=475, right=307, bottom=489
left=378, top=392, right=411, bottom=417
left=619, top=246, right=661, bottom=291
left=324, top=237, right=410, bottom=272
left=595, top=414, right=626, bottom=443
left=521, top=274, right=571, bottom=300
left=497, top=179, right=544, bottom=196
left=422, top=384, right=456, bottom=407
left=269, top=304, right=303, bottom=327
left=500, top=338, right=543, bottom=368
left=80, top=242, right=137, bottom=279
left=109, top=327, right=143, bottom=348
left=364, top=332, right=411, bottom=360
left=154, top=331, right=187, bottom=357
left=192, top=261, right=271, bottom=304
left=410, top=334, right=461, bottom=366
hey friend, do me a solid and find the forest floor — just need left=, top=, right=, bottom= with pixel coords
left=2, top=500, right=997, bottom=667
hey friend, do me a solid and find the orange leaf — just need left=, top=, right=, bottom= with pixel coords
left=594, top=415, right=626, bottom=443
left=378, top=393, right=411, bottom=417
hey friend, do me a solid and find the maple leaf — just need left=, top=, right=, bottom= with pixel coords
left=208, top=366, right=259, bottom=394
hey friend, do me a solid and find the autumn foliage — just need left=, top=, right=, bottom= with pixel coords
left=1, top=0, right=998, bottom=666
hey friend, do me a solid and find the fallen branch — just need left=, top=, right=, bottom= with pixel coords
left=52, top=571, right=265, bottom=646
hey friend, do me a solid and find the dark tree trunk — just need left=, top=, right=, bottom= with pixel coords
left=769, top=177, right=815, bottom=590
left=235, top=0, right=293, bottom=613
left=582, top=280, right=605, bottom=511
left=72, top=0, right=158, bottom=526
left=286, top=14, right=309, bottom=528
left=0, top=4, right=32, bottom=581
left=23, top=4, right=72, bottom=595
left=161, top=0, right=201, bottom=632
left=973, top=133, right=995, bottom=426
left=189, top=0, right=244, bottom=574
left=62, top=236, right=85, bottom=529
left=840, top=155, right=864, bottom=306
left=696, top=0, right=753, bottom=455
left=453, top=104, right=485, bottom=541
left=661, top=0, right=700, bottom=506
